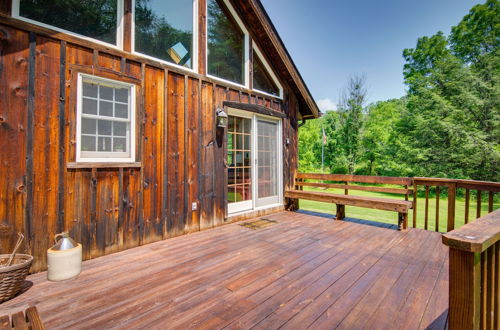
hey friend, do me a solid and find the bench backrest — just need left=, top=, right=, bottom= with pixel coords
left=295, top=173, right=413, bottom=197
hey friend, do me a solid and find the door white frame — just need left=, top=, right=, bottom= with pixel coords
left=227, top=108, right=283, bottom=215
left=227, top=109, right=254, bottom=214
left=254, top=116, right=282, bottom=208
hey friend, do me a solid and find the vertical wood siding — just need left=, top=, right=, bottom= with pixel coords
left=0, top=25, right=300, bottom=273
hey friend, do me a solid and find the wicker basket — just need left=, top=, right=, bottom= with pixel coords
left=0, top=254, right=33, bottom=303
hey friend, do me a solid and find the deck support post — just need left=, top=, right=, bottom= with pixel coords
left=398, top=212, right=408, bottom=231
left=336, top=204, right=345, bottom=220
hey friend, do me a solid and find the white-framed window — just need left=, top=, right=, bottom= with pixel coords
left=12, top=0, right=124, bottom=48
left=253, top=43, right=283, bottom=99
left=227, top=108, right=283, bottom=215
left=206, top=0, right=250, bottom=88
left=132, top=0, right=199, bottom=72
left=12, top=0, right=284, bottom=101
left=76, top=74, right=136, bottom=163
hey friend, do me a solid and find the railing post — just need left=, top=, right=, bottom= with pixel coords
left=449, top=249, right=481, bottom=330
left=413, top=180, right=418, bottom=228
left=447, top=182, right=456, bottom=232
left=443, top=209, right=500, bottom=330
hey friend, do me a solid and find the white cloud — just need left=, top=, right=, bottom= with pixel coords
left=316, top=98, right=337, bottom=112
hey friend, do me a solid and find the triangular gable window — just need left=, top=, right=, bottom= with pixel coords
left=253, top=46, right=282, bottom=97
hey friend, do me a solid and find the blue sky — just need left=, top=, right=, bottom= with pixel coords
left=260, top=0, right=481, bottom=111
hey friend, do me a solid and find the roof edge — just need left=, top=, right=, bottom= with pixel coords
left=237, top=0, right=320, bottom=118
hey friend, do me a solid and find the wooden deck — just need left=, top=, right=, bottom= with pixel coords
left=0, top=211, right=449, bottom=329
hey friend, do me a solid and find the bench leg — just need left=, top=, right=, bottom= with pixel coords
left=398, top=213, right=408, bottom=231
left=336, top=205, right=345, bottom=220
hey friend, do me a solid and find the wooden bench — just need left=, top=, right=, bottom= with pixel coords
left=285, top=173, right=414, bottom=230
left=0, top=307, right=45, bottom=330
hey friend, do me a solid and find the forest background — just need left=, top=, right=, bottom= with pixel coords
left=299, top=0, right=499, bottom=183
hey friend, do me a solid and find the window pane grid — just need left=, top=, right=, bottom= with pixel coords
left=81, top=114, right=131, bottom=123
left=228, top=115, right=252, bottom=204
left=80, top=77, right=132, bottom=158
left=82, top=96, right=128, bottom=106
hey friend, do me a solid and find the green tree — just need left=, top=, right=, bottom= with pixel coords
left=298, top=118, right=322, bottom=172
left=449, top=0, right=499, bottom=64
left=400, top=0, right=499, bottom=181
left=360, top=99, right=405, bottom=176
left=337, top=75, right=367, bottom=174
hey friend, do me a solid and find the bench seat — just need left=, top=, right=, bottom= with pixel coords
left=285, top=189, right=413, bottom=229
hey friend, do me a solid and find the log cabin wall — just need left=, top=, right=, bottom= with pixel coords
left=0, top=3, right=302, bottom=272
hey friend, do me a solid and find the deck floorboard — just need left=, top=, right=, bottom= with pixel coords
left=0, top=211, right=448, bottom=329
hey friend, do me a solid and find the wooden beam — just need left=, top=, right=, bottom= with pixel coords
left=57, top=40, right=66, bottom=234
left=223, top=101, right=286, bottom=118
left=123, top=0, right=132, bottom=52
left=0, top=0, right=11, bottom=15
left=448, top=249, right=481, bottom=330
left=442, top=209, right=500, bottom=253
left=25, top=31, right=36, bottom=246
left=296, top=173, right=412, bottom=186
left=198, top=0, right=207, bottom=75
left=295, top=181, right=412, bottom=195
left=447, top=182, right=456, bottom=232
left=285, top=190, right=412, bottom=213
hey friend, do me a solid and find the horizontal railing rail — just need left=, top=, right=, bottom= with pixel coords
left=442, top=209, right=500, bottom=329
left=413, top=177, right=500, bottom=232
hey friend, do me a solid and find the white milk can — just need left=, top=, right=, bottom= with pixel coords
left=47, top=232, right=82, bottom=281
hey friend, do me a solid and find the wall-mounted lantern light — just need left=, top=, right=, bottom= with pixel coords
left=216, top=107, right=228, bottom=128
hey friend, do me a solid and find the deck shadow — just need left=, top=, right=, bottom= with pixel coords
left=296, top=209, right=400, bottom=230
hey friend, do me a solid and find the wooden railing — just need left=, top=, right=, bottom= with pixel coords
left=293, top=173, right=499, bottom=328
left=295, top=173, right=413, bottom=196
left=443, top=209, right=500, bottom=329
left=293, top=173, right=499, bottom=233
left=413, top=178, right=500, bottom=232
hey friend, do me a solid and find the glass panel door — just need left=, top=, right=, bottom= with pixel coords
left=227, top=115, right=252, bottom=213
left=256, top=119, right=279, bottom=207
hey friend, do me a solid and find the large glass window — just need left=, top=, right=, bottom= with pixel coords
left=134, top=0, right=194, bottom=69
left=16, top=0, right=118, bottom=45
left=257, top=120, right=279, bottom=201
left=78, top=75, right=135, bottom=162
left=207, top=0, right=245, bottom=84
left=253, top=51, right=280, bottom=97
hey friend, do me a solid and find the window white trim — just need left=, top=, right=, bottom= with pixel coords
left=11, top=0, right=124, bottom=50
left=227, top=108, right=283, bottom=215
left=252, top=42, right=284, bottom=99
left=131, top=0, right=199, bottom=73
left=206, top=0, right=250, bottom=89
left=254, top=116, right=283, bottom=208
left=76, top=73, right=136, bottom=163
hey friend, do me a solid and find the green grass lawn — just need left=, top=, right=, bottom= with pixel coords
left=298, top=186, right=499, bottom=232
